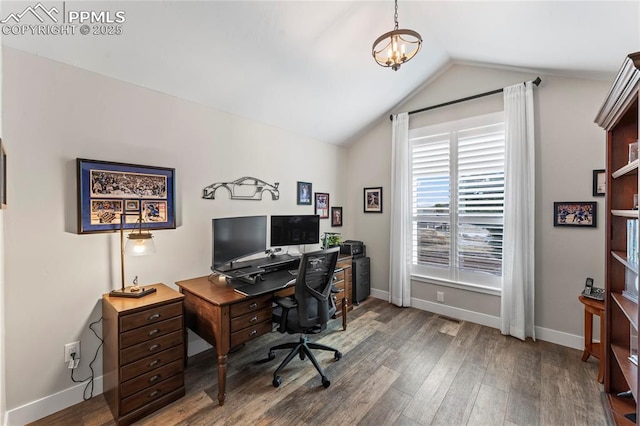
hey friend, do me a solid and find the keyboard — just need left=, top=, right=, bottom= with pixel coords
left=582, top=287, right=605, bottom=301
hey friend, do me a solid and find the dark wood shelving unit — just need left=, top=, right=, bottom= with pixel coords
left=595, top=51, right=640, bottom=425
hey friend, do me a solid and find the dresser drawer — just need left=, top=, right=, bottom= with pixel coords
left=121, top=345, right=183, bottom=382
left=120, top=373, right=183, bottom=415
left=229, top=295, right=272, bottom=318
left=120, top=316, right=183, bottom=349
left=230, top=307, right=272, bottom=333
left=120, top=302, right=182, bottom=332
left=230, top=321, right=272, bottom=347
left=121, top=359, right=184, bottom=399
left=121, top=331, right=183, bottom=366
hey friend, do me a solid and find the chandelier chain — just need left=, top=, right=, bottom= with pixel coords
left=394, top=0, right=399, bottom=30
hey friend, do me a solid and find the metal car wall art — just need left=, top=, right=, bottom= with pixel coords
left=202, top=176, right=280, bottom=201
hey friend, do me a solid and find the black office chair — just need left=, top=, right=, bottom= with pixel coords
left=267, top=247, right=342, bottom=388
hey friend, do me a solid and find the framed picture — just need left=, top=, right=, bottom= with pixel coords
left=331, top=207, right=343, bottom=227
left=297, top=181, right=312, bottom=205
left=553, top=202, right=597, bottom=227
left=0, top=139, right=6, bottom=209
left=314, top=192, right=329, bottom=218
left=76, top=159, right=176, bottom=234
left=593, top=169, right=605, bottom=197
left=364, top=187, right=383, bottom=213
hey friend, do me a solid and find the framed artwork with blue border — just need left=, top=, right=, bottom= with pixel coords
left=76, top=158, right=176, bottom=234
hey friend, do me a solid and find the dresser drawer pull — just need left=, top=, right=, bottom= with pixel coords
left=149, top=390, right=161, bottom=398
left=148, top=329, right=160, bottom=336
left=249, top=302, right=258, bottom=309
left=149, top=359, right=160, bottom=367
left=249, top=330, right=258, bottom=337
left=149, top=344, right=161, bottom=352
left=149, top=374, right=161, bottom=383
left=250, top=316, right=259, bottom=323
left=148, top=313, right=161, bottom=320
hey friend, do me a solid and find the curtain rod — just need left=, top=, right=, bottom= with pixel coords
left=389, top=77, right=542, bottom=121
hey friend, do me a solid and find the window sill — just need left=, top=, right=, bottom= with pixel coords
left=410, top=274, right=502, bottom=296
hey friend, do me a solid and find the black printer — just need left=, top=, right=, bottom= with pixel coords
left=340, top=240, right=365, bottom=258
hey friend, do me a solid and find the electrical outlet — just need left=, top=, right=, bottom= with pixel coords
left=437, top=291, right=444, bottom=303
left=64, top=341, right=80, bottom=363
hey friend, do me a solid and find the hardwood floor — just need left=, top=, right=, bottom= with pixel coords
left=30, top=298, right=608, bottom=425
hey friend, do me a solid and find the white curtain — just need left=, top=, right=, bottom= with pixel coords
left=501, top=82, right=536, bottom=340
left=389, top=112, right=411, bottom=307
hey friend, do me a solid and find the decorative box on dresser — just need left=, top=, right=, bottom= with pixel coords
left=595, top=52, right=640, bottom=425
left=102, top=283, right=185, bottom=425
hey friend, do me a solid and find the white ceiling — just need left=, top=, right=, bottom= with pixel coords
left=2, top=1, right=639, bottom=145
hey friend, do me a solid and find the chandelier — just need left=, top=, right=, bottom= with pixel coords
left=372, top=0, right=422, bottom=71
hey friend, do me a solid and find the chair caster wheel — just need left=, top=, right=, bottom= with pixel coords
left=268, top=351, right=276, bottom=360
left=299, top=352, right=306, bottom=361
left=334, top=351, right=342, bottom=360
left=322, top=377, right=331, bottom=388
left=273, top=376, right=282, bottom=388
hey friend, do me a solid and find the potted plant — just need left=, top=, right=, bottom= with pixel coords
left=322, top=232, right=342, bottom=249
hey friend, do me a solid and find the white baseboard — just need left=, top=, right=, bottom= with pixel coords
left=6, top=376, right=103, bottom=426
left=369, top=289, right=582, bottom=350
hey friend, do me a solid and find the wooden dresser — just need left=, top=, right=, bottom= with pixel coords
left=102, top=283, right=185, bottom=425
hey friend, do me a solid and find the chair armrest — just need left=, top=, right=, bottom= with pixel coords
left=273, top=296, right=297, bottom=333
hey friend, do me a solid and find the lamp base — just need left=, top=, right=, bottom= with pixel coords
left=110, top=286, right=157, bottom=298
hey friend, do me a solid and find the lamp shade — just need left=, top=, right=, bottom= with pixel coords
left=125, top=232, right=156, bottom=256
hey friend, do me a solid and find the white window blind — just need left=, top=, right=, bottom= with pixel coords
left=410, top=112, right=504, bottom=288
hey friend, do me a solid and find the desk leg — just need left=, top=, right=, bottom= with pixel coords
left=217, top=353, right=228, bottom=405
left=582, top=310, right=593, bottom=362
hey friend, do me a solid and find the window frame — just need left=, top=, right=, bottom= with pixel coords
left=409, top=112, right=505, bottom=291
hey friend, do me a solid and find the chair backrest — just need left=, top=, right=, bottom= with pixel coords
left=294, top=247, right=340, bottom=329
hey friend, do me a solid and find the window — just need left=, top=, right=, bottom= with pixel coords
left=410, top=112, right=504, bottom=289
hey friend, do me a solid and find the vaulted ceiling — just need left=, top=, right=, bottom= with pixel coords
left=2, top=1, right=639, bottom=145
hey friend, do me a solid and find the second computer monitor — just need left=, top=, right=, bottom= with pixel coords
left=270, top=215, right=320, bottom=247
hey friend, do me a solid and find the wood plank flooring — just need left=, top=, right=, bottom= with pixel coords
left=30, top=298, right=608, bottom=426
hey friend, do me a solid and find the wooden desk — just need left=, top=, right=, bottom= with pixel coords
left=176, top=257, right=351, bottom=406
left=578, top=295, right=605, bottom=383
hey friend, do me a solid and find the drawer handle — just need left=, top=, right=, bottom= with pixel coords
left=148, top=329, right=160, bottom=336
left=149, top=344, right=161, bottom=352
left=148, top=313, right=161, bottom=320
left=249, top=330, right=258, bottom=337
left=249, top=316, right=259, bottom=323
left=149, top=359, right=160, bottom=367
left=149, top=374, right=161, bottom=383
left=149, top=390, right=161, bottom=398
left=248, top=302, right=258, bottom=309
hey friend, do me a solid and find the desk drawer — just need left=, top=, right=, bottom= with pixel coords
left=121, top=345, right=183, bottom=382
left=230, top=307, right=272, bottom=333
left=121, top=359, right=184, bottom=398
left=120, top=331, right=183, bottom=366
left=229, top=295, right=272, bottom=318
left=120, top=373, right=183, bottom=415
left=120, top=302, right=182, bottom=332
left=230, top=321, right=272, bottom=347
left=120, top=316, right=183, bottom=349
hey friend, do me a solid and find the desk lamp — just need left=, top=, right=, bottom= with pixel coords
left=110, top=213, right=157, bottom=298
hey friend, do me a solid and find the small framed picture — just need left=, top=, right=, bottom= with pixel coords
left=331, top=207, right=343, bottom=227
left=364, top=187, right=383, bottom=213
left=592, top=169, right=605, bottom=197
left=297, top=181, right=312, bottom=205
left=630, top=142, right=639, bottom=163
left=315, top=192, right=329, bottom=218
left=553, top=202, right=597, bottom=227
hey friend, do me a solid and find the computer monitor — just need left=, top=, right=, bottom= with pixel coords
left=270, top=215, right=320, bottom=247
left=212, top=215, right=267, bottom=270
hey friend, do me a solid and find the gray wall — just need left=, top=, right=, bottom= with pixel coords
left=346, top=64, right=610, bottom=344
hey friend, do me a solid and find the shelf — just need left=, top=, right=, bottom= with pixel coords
left=612, top=210, right=640, bottom=218
left=613, top=292, right=639, bottom=331
left=613, top=159, right=640, bottom=179
left=612, top=343, right=638, bottom=399
left=606, top=393, right=637, bottom=426
left=613, top=251, right=640, bottom=274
